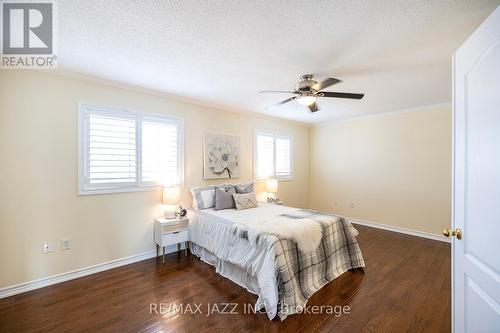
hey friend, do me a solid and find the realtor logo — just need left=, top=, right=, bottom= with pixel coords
left=1, top=1, right=57, bottom=68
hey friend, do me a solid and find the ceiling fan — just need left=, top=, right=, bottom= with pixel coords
left=260, top=74, right=364, bottom=112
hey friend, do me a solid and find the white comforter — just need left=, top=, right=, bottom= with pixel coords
left=188, top=203, right=360, bottom=320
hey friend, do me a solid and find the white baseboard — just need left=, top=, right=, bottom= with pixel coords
left=0, top=218, right=448, bottom=299
left=0, top=243, right=184, bottom=299
left=349, top=217, right=450, bottom=243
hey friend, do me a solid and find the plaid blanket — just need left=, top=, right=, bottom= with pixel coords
left=240, top=209, right=365, bottom=320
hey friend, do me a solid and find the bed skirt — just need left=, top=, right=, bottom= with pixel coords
left=190, top=243, right=267, bottom=308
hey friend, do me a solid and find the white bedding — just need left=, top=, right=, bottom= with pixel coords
left=195, top=202, right=302, bottom=224
left=188, top=203, right=289, bottom=319
left=187, top=203, right=359, bottom=320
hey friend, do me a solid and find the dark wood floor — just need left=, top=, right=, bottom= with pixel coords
left=0, top=225, right=451, bottom=333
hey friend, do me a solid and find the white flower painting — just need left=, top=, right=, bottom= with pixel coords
left=204, top=134, right=240, bottom=179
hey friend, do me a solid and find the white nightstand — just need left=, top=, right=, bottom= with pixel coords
left=154, top=217, right=189, bottom=264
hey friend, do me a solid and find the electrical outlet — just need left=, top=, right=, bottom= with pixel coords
left=349, top=202, right=355, bottom=208
left=42, top=241, right=54, bottom=253
left=62, top=239, right=71, bottom=250
left=333, top=200, right=338, bottom=206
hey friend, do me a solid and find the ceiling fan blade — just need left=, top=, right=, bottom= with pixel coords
left=259, top=90, right=296, bottom=94
left=321, top=92, right=364, bottom=99
left=266, top=97, right=296, bottom=110
left=312, top=78, right=341, bottom=91
left=308, top=102, right=319, bottom=112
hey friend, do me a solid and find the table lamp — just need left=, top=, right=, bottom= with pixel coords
left=266, top=178, right=279, bottom=203
left=162, top=186, right=180, bottom=219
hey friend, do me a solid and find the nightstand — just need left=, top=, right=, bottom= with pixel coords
left=154, top=217, right=189, bottom=264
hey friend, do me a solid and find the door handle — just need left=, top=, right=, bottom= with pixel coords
left=442, top=228, right=463, bottom=240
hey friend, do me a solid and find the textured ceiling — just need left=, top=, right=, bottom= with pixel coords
left=57, top=0, right=499, bottom=123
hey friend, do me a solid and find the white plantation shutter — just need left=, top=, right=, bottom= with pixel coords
left=275, top=136, right=292, bottom=177
left=256, top=133, right=275, bottom=179
left=255, top=131, right=293, bottom=179
left=141, top=119, right=179, bottom=185
left=88, top=112, right=137, bottom=186
left=79, top=105, right=183, bottom=194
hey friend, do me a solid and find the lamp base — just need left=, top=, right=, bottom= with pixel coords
left=164, top=205, right=177, bottom=219
left=267, top=196, right=280, bottom=204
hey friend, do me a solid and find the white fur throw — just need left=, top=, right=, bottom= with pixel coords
left=235, top=217, right=324, bottom=253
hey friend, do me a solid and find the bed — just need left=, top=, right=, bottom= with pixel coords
left=187, top=199, right=365, bottom=320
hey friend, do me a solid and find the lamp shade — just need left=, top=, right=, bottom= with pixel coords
left=266, top=178, right=278, bottom=193
left=162, top=186, right=180, bottom=205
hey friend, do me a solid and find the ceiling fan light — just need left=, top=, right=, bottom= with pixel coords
left=297, top=95, right=317, bottom=106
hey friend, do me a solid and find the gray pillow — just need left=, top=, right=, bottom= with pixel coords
left=224, top=185, right=236, bottom=193
left=214, top=187, right=236, bottom=211
left=215, top=184, right=236, bottom=194
left=235, top=182, right=254, bottom=194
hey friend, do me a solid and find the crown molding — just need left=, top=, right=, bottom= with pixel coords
left=311, top=102, right=452, bottom=128
left=39, top=69, right=310, bottom=128
left=35, top=70, right=451, bottom=129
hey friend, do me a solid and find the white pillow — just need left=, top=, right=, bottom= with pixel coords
left=190, top=183, right=230, bottom=210
left=190, top=186, right=216, bottom=210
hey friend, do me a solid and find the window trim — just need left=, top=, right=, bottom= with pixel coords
left=78, top=103, right=184, bottom=195
left=253, top=129, right=294, bottom=181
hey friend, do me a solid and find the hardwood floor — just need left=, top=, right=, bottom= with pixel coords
left=0, top=225, right=451, bottom=333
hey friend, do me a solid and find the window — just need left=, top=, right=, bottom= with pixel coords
left=78, top=104, right=183, bottom=194
left=254, top=131, right=293, bottom=180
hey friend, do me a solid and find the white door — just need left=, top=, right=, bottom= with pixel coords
left=452, top=5, right=500, bottom=333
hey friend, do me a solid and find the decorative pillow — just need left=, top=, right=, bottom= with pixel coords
left=218, top=184, right=236, bottom=193
left=190, top=186, right=216, bottom=210
left=233, top=192, right=258, bottom=210
left=235, top=182, right=254, bottom=194
left=214, top=187, right=236, bottom=211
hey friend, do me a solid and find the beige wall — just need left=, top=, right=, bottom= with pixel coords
left=309, top=106, right=452, bottom=235
left=0, top=71, right=310, bottom=288
left=0, top=70, right=452, bottom=290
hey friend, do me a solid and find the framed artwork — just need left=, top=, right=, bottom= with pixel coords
left=204, top=134, right=240, bottom=179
